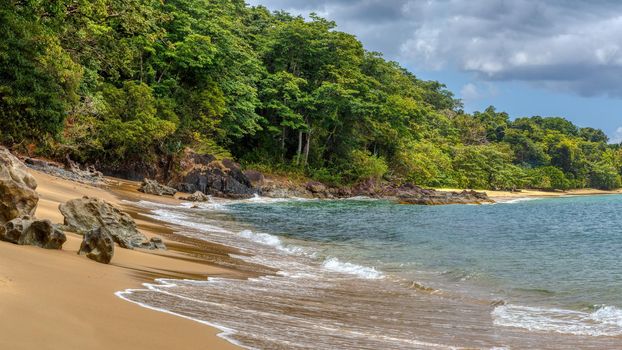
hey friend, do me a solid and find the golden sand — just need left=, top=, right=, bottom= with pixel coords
left=0, top=170, right=243, bottom=350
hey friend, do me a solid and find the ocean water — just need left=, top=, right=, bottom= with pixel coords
left=118, top=195, right=622, bottom=349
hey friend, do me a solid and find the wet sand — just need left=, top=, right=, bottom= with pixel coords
left=0, top=170, right=245, bottom=350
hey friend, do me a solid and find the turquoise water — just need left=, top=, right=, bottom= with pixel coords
left=119, top=195, right=622, bottom=349
left=226, top=195, right=622, bottom=310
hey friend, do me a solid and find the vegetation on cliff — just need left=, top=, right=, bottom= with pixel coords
left=1, top=0, right=621, bottom=190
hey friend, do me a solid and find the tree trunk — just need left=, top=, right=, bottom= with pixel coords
left=296, top=130, right=303, bottom=165
left=303, top=131, right=311, bottom=167
left=281, top=127, right=286, bottom=161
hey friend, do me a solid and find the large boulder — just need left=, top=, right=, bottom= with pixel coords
left=169, top=150, right=255, bottom=199
left=78, top=227, right=114, bottom=264
left=59, top=196, right=164, bottom=250
left=0, top=147, right=39, bottom=224
left=0, top=216, right=66, bottom=249
left=138, top=179, right=177, bottom=196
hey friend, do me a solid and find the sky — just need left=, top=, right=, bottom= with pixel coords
left=246, top=0, right=622, bottom=143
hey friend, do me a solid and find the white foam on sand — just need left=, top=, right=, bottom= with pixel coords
left=322, top=257, right=383, bottom=279
left=492, top=304, right=622, bottom=337
left=145, top=208, right=232, bottom=234
left=115, top=279, right=257, bottom=350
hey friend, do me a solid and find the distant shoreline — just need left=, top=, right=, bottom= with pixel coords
left=442, top=188, right=622, bottom=202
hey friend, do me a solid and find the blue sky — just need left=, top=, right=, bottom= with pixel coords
left=246, top=0, right=622, bottom=143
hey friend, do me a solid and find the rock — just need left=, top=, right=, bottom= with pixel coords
left=138, top=179, right=177, bottom=196
left=24, top=157, right=51, bottom=168
left=145, top=237, right=166, bottom=250
left=243, top=170, right=265, bottom=186
left=64, top=155, right=104, bottom=180
left=1, top=217, right=30, bottom=244
left=305, top=181, right=327, bottom=194
left=0, top=217, right=66, bottom=249
left=396, top=185, right=493, bottom=205
left=59, top=196, right=154, bottom=249
left=0, top=147, right=39, bottom=224
left=78, top=227, right=114, bottom=264
left=22, top=219, right=66, bottom=249
left=259, top=184, right=311, bottom=198
left=170, top=150, right=256, bottom=199
left=24, top=155, right=105, bottom=186
left=179, top=191, right=210, bottom=202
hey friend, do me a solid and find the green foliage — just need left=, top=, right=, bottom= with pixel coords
left=0, top=2, right=81, bottom=143
left=452, top=145, right=523, bottom=190
left=588, top=162, right=621, bottom=190
left=526, top=166, right=571, bottom=191
left=393, top=141, right=454, bottom=187
left=347, top=150, right=388, bottom=182
left=0, top=0, right=619, bottom=190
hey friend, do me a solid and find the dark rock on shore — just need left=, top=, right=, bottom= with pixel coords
left=139, top=179, right=177, bottom=196
left=248, top=170, right=492, bottom=205
left=146, top=237, right=166, bottom=250
left=396, top=188, right=492, bottom=205
left=78, top=227, right=114, bottom=264
left=64, top=155, right=104, bottom=181
left=170, top=150, right=255, bottom=199
left=59, top=196, right=165, bottom=250
left=179, top=191, right=210, bottom=202
left=0, top=147, right=39, bottom=224
left=352, top=181, right=493, bottom=205
left=24, top=156, right=105, bottom=186
left=1, top=216, right=66, bottom=249
left=243, top=170, right=264, bottom=185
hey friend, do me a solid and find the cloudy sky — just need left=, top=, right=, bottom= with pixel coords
left=246, top=0, right=622, bottom=142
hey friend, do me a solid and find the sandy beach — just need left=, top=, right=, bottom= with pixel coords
left=0, top=170, right=244, bottom=350
left=437, top=187, right=622, bottom=202
left=2, top=168, right=621, bottom=350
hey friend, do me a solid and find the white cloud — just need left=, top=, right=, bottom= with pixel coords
left=460, top=82, right=498, bottom=103
left=460, top=83, right=480, bottom=101
left=611, top=126, right=622, bottom=144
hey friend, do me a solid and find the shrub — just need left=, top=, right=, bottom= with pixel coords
left=588, top=162, right=621, bottom=190
left=527, top=166, right=571, bottom=190
left=348, top=150, right=388, bottom=182
left=393, top=141, right=454, bottom=187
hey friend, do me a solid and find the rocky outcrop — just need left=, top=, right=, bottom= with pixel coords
left=59, top=196, right=165, bottom=250
left=169, top=150, right=255, bottom=199
left=396, top=188, right=492, bottom=205
left=24, top=156, right=105, bottom=186
left=64, top=155, right=104, bottom=181
left=138, top=179, right=177, bottom=196
left=0, top=216, right=66, bottom=249
left=243, top=170, right=265, bottom=186
left=78, top=227, right=114, bottom=264
left=248, top=169, right=492, bottom=205
left=0, top=147, right=39, bottom=224
left=306, top=181, right=327, bottom=194
left=179, top=191, right=210, bottom=202
left=352, top=182, right=493, bottom=205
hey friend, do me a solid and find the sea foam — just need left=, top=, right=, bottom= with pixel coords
left=322, top=257, right=383, bottom=279
left=492, top=304, right=622, bottom=337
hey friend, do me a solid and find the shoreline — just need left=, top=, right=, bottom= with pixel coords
left=3, top=168, right=622, bottom=349
left=0, top=169, right=247, bottom=350
left=435, top=187, right=622, bottom=202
